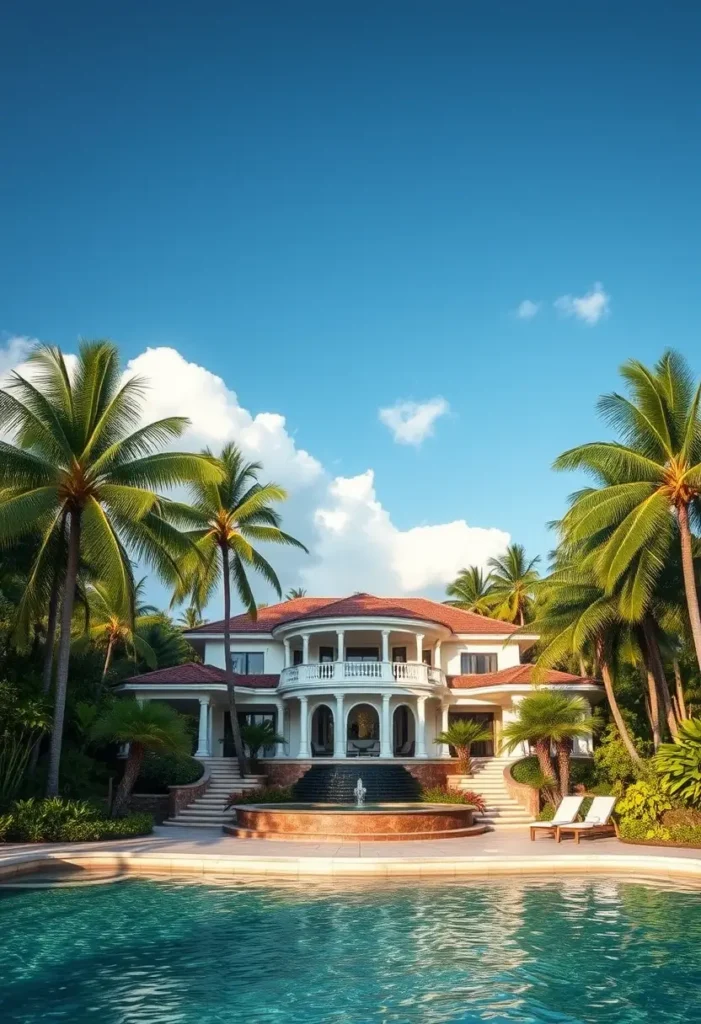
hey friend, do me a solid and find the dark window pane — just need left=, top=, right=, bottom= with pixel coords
left=246, top=652, right=264, bottom=674
left=460, top=653, right=498, bottom=674
left=319, top=646, right=335, bottom=663
left=293, top=649, right=303, bottom=666
left=392, top=647, right=407, bottom=663
left=231, top=652, right=247, bottom=674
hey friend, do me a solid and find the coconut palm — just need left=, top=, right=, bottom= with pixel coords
left=176, top=605, right=206, bottom=630
left=239, top=721, right=285, bottom=768
left=170, top=442, right=307, bottom=774
left=501, top=691, right=599, bottom=799
left=434, top=719, right=493, bottom=776
left=91, top=699, right=190, bottom=817
left=554, top=350, right=701, bottom=674
left=445, top=566, right=496, bottom=616
left=0, top=341, right=221, bottom=795
left=487, top=544, right=540, bottom=625
left=285, top=587, right=307, bottom=600
left=77, top=577, right=160, bottom=681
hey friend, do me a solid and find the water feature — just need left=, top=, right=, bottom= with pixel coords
left=2, top=875, right=701, bottom=1022
left=353, top=776, right=367, bottom=806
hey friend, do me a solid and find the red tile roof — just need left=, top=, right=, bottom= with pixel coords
left=189, top=594, right=520, bottom=636
left=447, top=666, right=598, bottom=689
left=122, top=664, right=279, bottom=689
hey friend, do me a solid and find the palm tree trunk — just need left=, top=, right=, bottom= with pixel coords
left=643, top=617, right=678, bottom=740
left=673, top=658, right=688, bottom=720
left=46, top=509, right=82, bottom=797
left=595, top=640, right=642, bottom=766
left=111, top=741, right=144, bottom=817
left=645, top=668, right=661, bottom=750
left=457, top=745, right=472, bottom=775
left=677, top=502, right=701, bottom=673
left=534, top=739, right=559, bottom=801
left=102, top=637, right=115, bottom=681
left=28, top=574, right=62, bottom=777
left=556, top=742, right=570, bottom=797
left=221, top=545, right=249, bottom=776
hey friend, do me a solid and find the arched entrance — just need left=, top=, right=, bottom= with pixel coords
left=346, top=702, right=380, bottom=757
left=311, top=704, right=334, bottom=756
left=392, top=704, right=416, bottom=757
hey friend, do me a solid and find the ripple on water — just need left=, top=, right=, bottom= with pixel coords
left=1, top=875, right=701, bottom=1023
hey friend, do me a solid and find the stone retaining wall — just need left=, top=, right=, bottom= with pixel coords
left=129, top=793, right=170, bottom=824
left=168, top=767, right=211, bottom=817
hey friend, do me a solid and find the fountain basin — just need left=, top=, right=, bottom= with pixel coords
left=224, top=803, right=487, bottom=841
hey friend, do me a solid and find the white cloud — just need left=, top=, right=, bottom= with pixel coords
left=515, top=299, right=541, bottom=320
left=0, top=339, right=510, bottom=608
left=0, top=335, right=36, bottom=382
left=554, top=282, right=610, bottom=325
left=378, top=397, right=449, bottom=446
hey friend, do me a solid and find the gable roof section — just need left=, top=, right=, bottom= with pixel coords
left=121, top=664, right=279, bottom=689
left=189, top=593, right=519, bottom=636
left=447, top=666, right=598, bottom=689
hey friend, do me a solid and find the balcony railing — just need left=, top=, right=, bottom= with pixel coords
left=279, top=661, right=444, bottom=692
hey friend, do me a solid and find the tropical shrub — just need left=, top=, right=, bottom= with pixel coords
left=226, top=786, right=294, bottom=807
left=569, top=758, right=598, bottom=791
left=618, top=819, right=701, bottom=845
left=0, top=797, right=153, bottom=843
left=135, top=751, right=204, bottom=793
left=661, top=807, right=701, bottom=828
left=616, top=779, right=672, bottom=825
left=420, top=786, right=487, bottom=813
left=593, top=725, right=647, bottom=792
left=239, top=722, right=285, bottom=769
left=434, top=719, right=492, bottom=775
left=511, top=756, right=547, bottom=789
left=0, top=681, right=51, bottom=808
left=655, top=719, right=701, bottom=805
left=537, top=804, right=555, bottom=821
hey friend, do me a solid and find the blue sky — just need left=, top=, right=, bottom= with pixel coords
left=2, top=1, right=701, bottom=607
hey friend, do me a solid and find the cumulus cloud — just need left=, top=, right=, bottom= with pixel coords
left=0, top=338, right=510, bottom=608
left=554, top=282, right=610, bottom=325
left=0, top=335, right=36, bottom=381
left=378, top=397, right=449, bottom=446
left=515, top=299, right=541, bottom=320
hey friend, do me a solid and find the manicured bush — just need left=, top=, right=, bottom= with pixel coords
left=0, top=798, right=153, bottom=843
left=134, top=751, right=204, bottom=793
left=537, top=804, right=555, bottom=821
left=420, top=786, right=487, bottom=813
left=227, top=786, right=295, bottom=807
left=618, top=819, right=701, bottom=846
left=511, top=756, right=547, bottom=789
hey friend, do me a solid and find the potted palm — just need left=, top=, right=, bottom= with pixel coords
left=239, top=722, right=285, bottom=773
left=435, top=719, right=493, bottom=777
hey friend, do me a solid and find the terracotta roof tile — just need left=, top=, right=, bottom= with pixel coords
left=447, top=666, right=598, bottom=689
left=189, top=593, right=520, bottom=637
left=122, top=664, right=279, bottom=689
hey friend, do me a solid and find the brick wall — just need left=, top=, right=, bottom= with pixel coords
left=129, top=793, right=170, bottom=824
left=404, top=761, right=461, bottom=789
left=260, top=759, right=461, bottom=791
left=168, top=769, right=211, bottom=817
left=259, top=761, right=312, bottom=787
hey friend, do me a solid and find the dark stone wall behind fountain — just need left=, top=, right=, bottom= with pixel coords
left=292, top=764, right=421, bottom=803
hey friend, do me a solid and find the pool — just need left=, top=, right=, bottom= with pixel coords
left=2, top=875, right=701, bottom=1022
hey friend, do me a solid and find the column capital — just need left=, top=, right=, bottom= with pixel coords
left=382, top=692, right=392, bottom=703
left=381, top=628, right=390, bottom=637
left=299, top=694, right=308, bottom=705
left=198, top=695, right=210, bottom=706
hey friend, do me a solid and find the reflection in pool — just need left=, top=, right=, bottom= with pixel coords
left=2, top=875, right=701, bottom=1022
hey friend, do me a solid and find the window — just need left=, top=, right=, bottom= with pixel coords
left=422, top=650, right=432, bottom=666
left=346, top=647, right=379, bottom=662
left=319, top=646, right=335, bottom=663
left=460, top=653, right=498, bottom=674
left=231, top=652, right=264, bottom=674
left=392, top=647, right=407, bottom=663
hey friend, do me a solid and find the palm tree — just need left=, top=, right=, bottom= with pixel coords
left=554, top=350, right=701, bottom=673
left=285, top=587, right=307, bottom=600
left=0, top=341, right=221, bottom=795
left=501, top=691, right=599, bottom=799
left=177, top=605, right=206, bottom=630
left=170, top=442, right=307, bottom=774
left=78, top=577, right=160, bottom=681
left=239, top=721, right=285, bottom=769
left=91, top=699, right=190, bottom=817
left=487, top=544, right=540, bottom=625
left=445, top=566, right=496, bottom=616
left=434, top=719, right=493, bottom=775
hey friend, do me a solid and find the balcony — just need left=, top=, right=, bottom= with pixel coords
left=279, top=660, right=445, bottom=694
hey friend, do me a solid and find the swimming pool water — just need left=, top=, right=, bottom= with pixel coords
left=2, top=875, right=700, bottom=1022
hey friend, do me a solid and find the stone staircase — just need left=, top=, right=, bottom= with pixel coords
left=163, top=758, right=265, bottom=828
left=455, top=757, right=533, bottom=830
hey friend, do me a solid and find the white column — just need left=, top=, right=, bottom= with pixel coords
left=302, top=633, right=310, bottom=665
left=335, top=630, right=345, bottom=682
left=415, top=633, right=424, bottom=663
left=333, top=692, right=345, bottom=758
left=381, top=629, right=390, bottom=663
left=434, top=641, right=442, bottom=673
left=275, top=699, right=286, bottom=757
left=283, top=639, right=291, bottom=668
left=416, top=696, right=427, bottom=758
left=440, top=704, right=450, bottom=758
left=195, top=697, right=211, bottom=757
left=574, top=698, right=593, bottom=755
left=298, top=696, right=310, bottom=758
left=380, top=693, right=392, bottom=757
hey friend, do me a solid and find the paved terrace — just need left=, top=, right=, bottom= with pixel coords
left=2, top=826, right=701, bottom=882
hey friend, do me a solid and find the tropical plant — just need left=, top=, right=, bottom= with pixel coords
left=91, top=699, right=190, bottom=817
left=501, top=691, right=599, bottom=799
left=617, top=777, right=672, bottom=825
left=0, top=681, right=51, bottom=807
left=444, top=566, right=496, bottom=615
left=487, top=544, right=540, bottom=625
left=419, top=785, right=487, bottom=812
left=169, top=442, right=307, bottom=774
left=434, top=719, right=493, bottom=775
left=0, top=797, right=152, bottom=843
left=77, top=578, right=160, bottom=681
left=285, top=587, right=307, bottom=600
left=655, top=718, right=701, bottom=805
left=0, top=341, right=221, bottom=795
left=226, top=785, right=295, bottom=807
left=239, top=721, right=285, bottom=765
left=135, top=750, right=203, bottom=792
left=176, top=605, right=206, bottom=630
left=554, top=350, right=701, bottom=675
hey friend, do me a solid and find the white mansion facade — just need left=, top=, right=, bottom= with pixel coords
left=120, top=594, right=602, bottom=763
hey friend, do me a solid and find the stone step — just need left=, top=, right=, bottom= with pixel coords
left=162, top=819, right=231, bottom=829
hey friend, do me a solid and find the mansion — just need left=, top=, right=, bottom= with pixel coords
left=120, top=593, right=602, bottom=764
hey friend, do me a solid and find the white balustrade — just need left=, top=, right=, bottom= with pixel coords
left=279, top=660, right=443, bottom=692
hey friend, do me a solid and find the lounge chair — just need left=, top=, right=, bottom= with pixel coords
left=555, top=796, right=617, bottom=844
left=529, top=796, right=584, bottom=841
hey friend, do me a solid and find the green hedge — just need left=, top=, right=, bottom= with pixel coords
left=133, top=752, right=204, bottom=793
left=619, top=819, right=701, bottom=846
left=0, top=798, right=153, bottom=843
left=511, top=756, right=598, bottom=791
